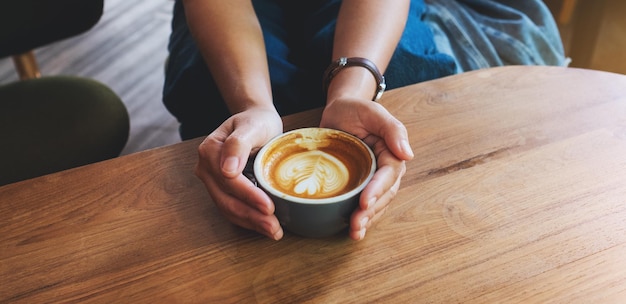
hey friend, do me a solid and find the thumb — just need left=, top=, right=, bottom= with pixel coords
left=384, top=122, right=414, bottom=161
left=370, top=105, right=414, bottom=161
left=220, top=132, right=257, bottom=179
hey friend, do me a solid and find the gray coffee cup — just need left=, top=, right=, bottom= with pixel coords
left=253, top=128, right=376, bottom=238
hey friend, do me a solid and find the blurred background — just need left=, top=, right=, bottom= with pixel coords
left=1, top=0, right=624, bottom=155
left=545, top=0, right=626, bottom=74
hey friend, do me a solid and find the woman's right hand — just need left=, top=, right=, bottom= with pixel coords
left=194, top=106, right=284, bottom=240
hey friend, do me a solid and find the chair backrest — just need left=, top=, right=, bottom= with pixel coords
left=0, top=76, right=130, bottom=186
left=0, top=0, right=130, bottom=186
left=0, top=0, right=104, bottom=59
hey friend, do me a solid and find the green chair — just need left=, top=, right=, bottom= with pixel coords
left=0, top=0, right=130, bottom=186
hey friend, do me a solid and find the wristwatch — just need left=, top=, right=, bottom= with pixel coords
left=322, top=57, right=386, bottom=102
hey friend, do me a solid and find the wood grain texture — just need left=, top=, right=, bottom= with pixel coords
left=1, top=66, right=626, bottom=303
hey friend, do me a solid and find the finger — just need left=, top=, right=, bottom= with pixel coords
left=219, top=114, right=281, bottom=179
left=349, top=176, right=400, bottom=241
left=200, top=161, right=276, bottom=215
left=350, top=170, right=400, bottom=228
left=220, top=130, right=257, bottom=179
left=367, top=176, right=401, bottom=226
left=219, top=198, right=283, bottom=241
left=217, top=196, right=283, bottom=240
left=359, top=145, right=406, bottom=210
left=383, top=119, right=414, bottom=161
left=200, top=169, right=283, bottom=240
left=349, top=156, right=404, bottom=241
left=364, top=103, right=414, bottom=161
left=195, top=143, right=275, bottom=216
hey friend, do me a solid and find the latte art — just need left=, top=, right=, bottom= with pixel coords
left=276, top=150, right=349, bottom=198
left=256, top=128, right=375, bottom=201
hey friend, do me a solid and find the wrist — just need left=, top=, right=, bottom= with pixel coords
left=223, top=86, right=274, bottom=114
left=322, top=57, right=386, bottom=102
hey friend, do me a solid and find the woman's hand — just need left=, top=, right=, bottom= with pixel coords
left=195, top=106, right=284, bottom=240
left=320, top=98, right=414, bottom=241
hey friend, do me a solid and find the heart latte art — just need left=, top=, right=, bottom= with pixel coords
left=258, top=128, right=374, bottom=200
left=275, top=150, right=349, bottom=197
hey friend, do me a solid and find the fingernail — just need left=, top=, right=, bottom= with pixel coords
left=359, top=217, right=369, bottom=230
left=358, top=228, right=366, bottom=240
left=365, top=197, right=376, bottom=209
left=402, top=139, right=414, bottom=158
left=273, top=228, right=284, bottom=241
left=223, top=156, right=239, bottom=174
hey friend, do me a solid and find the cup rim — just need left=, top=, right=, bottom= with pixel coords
left=253, top=127, right=376, bottom=205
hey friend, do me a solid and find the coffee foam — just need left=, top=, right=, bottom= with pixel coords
left=275, top=150, right=349, bottom=197
left=260, top=129, right=372, bottom=199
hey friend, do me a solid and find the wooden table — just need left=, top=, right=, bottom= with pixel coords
left=2, top=66, right=626, bottom=303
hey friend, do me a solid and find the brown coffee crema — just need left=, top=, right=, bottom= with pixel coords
left=261, top=130, right=372, bottom=199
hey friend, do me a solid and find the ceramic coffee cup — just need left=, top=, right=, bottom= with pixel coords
left=253, top=127, right=376, bottom=238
